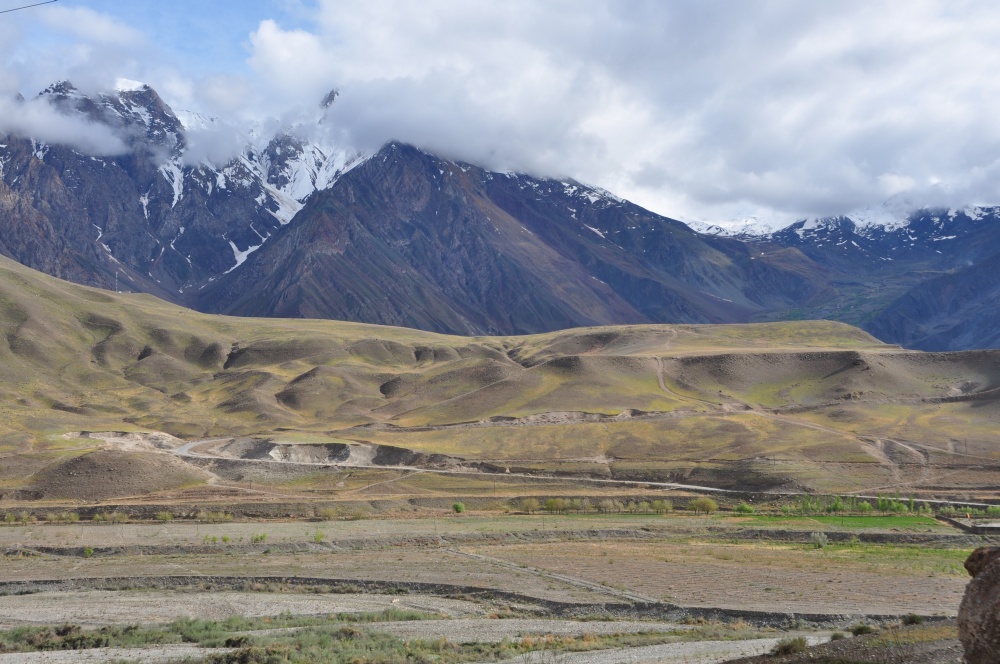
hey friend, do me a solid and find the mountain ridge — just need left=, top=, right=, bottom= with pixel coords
left=2, top=81, right=1000, bottom=350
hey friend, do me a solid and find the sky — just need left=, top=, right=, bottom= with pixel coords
left=3, top=0, right=1000, bottom=226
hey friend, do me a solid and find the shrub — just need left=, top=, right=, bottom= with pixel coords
left=902, top=613, right=925, bottom=626
left=771, top=636, right=808, bottom=655
left=688, top=497, right=718, bottom=515
left=544, top=498, right=566, bottom=513
left=733, top=502, right=756, bottom=514
left=251, top=533, right=267, bottom=544
left=313, top=531, right=325, bottom=543
left=830, top=631, right=846, bottom=640
left=598, top=498, right=621, bottom=513
left=154, top=511, right=174, bottom=522
left=452, top=502, right=465, bottom=514
left=519, top=498, right=540, bottom=514
left=2, top=513, right=13, bottom=524
left=82, top=547, right=94, bottom=559
left=856, top=501, right=874, bottom=514
left=809, top=532, right=829, bottom=549
left=852, top=623, right=876, bottom=636
left=315, top=507, right=339, bottom=520
left=651, top=499, right=673, bottom=514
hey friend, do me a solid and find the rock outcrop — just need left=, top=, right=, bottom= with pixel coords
left=958, top=546, right=1000, bottom=663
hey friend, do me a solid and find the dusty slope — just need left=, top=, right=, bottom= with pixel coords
left=0, top=254, right=997, bottom=499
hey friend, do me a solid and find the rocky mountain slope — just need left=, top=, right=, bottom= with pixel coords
left=2, top=81, right=999, bottom=349
left=0, top=81, right=359, bottom=298
left=751, top=208, right=1000, bottom=350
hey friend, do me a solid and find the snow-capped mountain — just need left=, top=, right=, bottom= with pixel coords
left=0, top=80, right=363, bottom=297
left=3, top=81, right=1000, bottom=349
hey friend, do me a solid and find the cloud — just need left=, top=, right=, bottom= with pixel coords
left=241, top=0, right=1000, bottom=224
left=35, top=5, right=143, bottom=47
left=179, top=119, right=250, bottom=167
left=0, top=96, right=129, bottom=156
left=7, top=1, right=1000, bottom=224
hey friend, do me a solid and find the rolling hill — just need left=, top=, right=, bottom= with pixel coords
left=0, top=255, right=997, bottom=502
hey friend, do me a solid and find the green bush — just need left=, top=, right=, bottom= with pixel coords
left=809, top=532, right=828, bottom=549
left=251, top=533, right=268, bottom=544
left=519, top=498, right=540, bottom=514
left=544, top=498, right=566, bottom=513
left=82, top=547, right=94, bottom=559
left=154, top=511, right=174, bottom=522
left=688, top=497, right=718, bottom=515
left=902, top=613, right=925, bottom=626
left=852, top=623, right=876, bottom=636
left=771, top=636, right=808, bottom=655
left=651, top=499, right=673, bottom=514
left=452, top=502, right=465, bottom=514
left=733, top=502, right=756, bottom=514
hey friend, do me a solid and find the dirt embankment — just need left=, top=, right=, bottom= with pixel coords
left=197, top=437, right=465, bottom=469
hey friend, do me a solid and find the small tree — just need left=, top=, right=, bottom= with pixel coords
left=689, top=497, right=718, bottom=515
left=733, top=502, right=756, bottom=514
left=452, top=502, right=465, bottom=514
left=544, top=498, right=566, bottom=514
left=520, top=498, right=540, bottom=514
left=809, top=531, right=829, bottom=549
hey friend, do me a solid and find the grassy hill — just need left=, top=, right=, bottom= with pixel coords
left=0, top=253, right=997, bottom=501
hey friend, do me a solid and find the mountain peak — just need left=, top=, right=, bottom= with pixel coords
left=38, top=80, right=79, bottom=98
left=320, top=89, right=339, bottom=109
left=115, top=78, right=149, bottom=93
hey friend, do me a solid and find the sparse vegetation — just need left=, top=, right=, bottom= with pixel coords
left=771, top=636, right=808, bottom=655
left=810, top=531, right=829, bottom=549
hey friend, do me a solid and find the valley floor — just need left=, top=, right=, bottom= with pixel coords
left=0, top=512, right=978, bottom=662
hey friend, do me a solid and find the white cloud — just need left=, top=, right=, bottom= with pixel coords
left=7, top=1, right=1000, bottom=224
left=35, top=5, right=143, bottom=47
left=0, top=96, right=128, bottom=155
left=240, top=0, right=1000, bottom=224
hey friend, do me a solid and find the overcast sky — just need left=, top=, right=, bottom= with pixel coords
left=3, top=0, right=1000, bottom=226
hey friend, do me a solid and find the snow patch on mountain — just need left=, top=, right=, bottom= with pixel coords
left=225, top=239, right=261, bottom=274
left=115, top=78, right=146, bottom=93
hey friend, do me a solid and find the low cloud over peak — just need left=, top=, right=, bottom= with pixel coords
left=5, top=1, right=1000, bottom=225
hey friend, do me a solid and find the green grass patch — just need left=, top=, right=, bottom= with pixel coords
left=744, top=515, right=944, bottom=530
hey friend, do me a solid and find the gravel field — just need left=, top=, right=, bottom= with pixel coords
left=367, top=618, right=687, bottom=643
left=0, top=590, right=485, bottom=628
left=0, top=645, right=228, bottom=663
left=479, top=635, right=830, bottom=664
